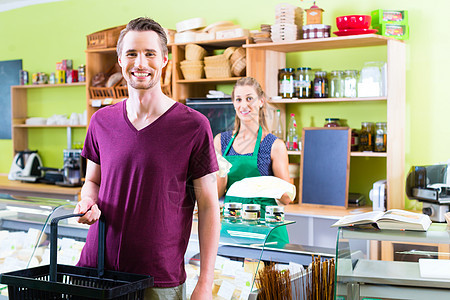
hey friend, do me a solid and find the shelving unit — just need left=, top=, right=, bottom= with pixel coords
left=245, top=34, right=406, bottom=210
left=85, top=36, right=250, bottom=119
left=170, top=37, right=250, bottom=102
left=10, top=83, right=86, bottom=155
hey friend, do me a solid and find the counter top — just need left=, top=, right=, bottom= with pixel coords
left=0, top=175, right=81, bottom=201
left=284, top=203, right=373, bottom=218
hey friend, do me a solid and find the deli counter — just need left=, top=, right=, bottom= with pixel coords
left=0, top=194, right=335, bottom=299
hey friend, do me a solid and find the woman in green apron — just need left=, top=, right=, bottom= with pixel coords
left=213, top=77, right=291, bottom=245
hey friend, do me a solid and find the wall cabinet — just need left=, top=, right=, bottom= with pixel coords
left=245, top=34, right=406, bottom=210
left=11, top=83, right=86, bottom=155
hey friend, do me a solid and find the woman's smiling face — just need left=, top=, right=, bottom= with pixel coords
left=233, top=85, right=263, bottom=124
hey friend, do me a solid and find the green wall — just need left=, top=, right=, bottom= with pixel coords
left=1, top=0, right=449, bottom=210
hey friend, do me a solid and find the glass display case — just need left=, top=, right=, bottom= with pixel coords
left=0, top=195, right=335, bottom=299
left=0, top=195, right=88, bottom=299
left=335, top=224, right=450, bottom=300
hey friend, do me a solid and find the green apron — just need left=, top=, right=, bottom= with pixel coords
left=223, top=126, right=289, bottom=245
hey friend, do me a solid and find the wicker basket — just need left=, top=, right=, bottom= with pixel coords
left=204, top=66, right=231, bottom=79
left=180, top=60, right=204, bottom=67
left=181, top=65, right=204, bottom=80
left=230, top=47, right=246, bottom=65
left=223, top=47, right=237, bottom=59
left=87, top=25, right=126, bottom=49
left=204, top=54, right=228, bottom=64
left=185, top=44, right=207, bottom=61
left=231, top=56, right=246, bottom=76
left=115, top=85, right=128, bottom=99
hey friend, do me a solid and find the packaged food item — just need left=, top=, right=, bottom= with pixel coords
left=313, top=71, right=328, bottom=98
left=343, top=70, right=358, bottom=98
left=371, top=9, right=408, bottom=26
left=265, top=206, right=285, bottom=223
left=351, top=129, right=359, bottom=151
left=295, top=67, right=313, bottom=98
left=286, top=113, right=299, bottom=151
left=374, top=122, right=387, bottom=152
left=278, top=68, right=295, bottom=98
left=243, top=204, right=261, bottom=220
left=329, top=70, right=344, bottom=98
left=20, top=70, right=29, bottom=85
left=324, top=118, right=340, bottom=127
left=224, top=202, right=242, bottom=219
left=374, top=23, right=409, bottom=40
left=359, top=122, right=374, bottom=151
left=302, top=24, right=331, bottom=39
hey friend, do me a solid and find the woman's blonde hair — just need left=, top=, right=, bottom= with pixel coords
left=231, top=77, right=269, bottom=133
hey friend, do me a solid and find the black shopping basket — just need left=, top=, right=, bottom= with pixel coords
left=0, top=213, right=153, bottom=299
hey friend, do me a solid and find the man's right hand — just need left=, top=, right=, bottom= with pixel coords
left=74, top=199, right=101, bottom=225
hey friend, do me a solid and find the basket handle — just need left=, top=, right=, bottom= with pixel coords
left=50, top=213, right=105, bottom=282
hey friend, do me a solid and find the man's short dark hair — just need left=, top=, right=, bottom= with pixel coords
left=116, top=17, right=168, bottom=57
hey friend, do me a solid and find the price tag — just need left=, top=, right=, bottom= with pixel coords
left=217, top=280, right=235, bottom=300
left=103, top=98, right=113, bottom=105
left=91, top=100, right=102, bottom=107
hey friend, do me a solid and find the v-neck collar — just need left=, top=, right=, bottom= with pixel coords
left=122, top=99, right=179, bottom=134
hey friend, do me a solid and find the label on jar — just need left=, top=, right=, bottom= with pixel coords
left=298, top=80, right=311, bottom=88
left=243, top=211, right=259, bottom=220
left=280, top=79, right=294, bottom=94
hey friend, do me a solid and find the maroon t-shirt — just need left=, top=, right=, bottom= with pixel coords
left=78, top=100, right=218, bottom=287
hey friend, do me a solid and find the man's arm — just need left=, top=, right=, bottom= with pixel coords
left=74, top=159, right=102, bottom=224
left=191, top=172, right=220, bottom=300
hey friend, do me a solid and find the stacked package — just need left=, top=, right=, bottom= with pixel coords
left=271, top=3, right=304, bottom=42
left=371, top=9, right=409, bottom=40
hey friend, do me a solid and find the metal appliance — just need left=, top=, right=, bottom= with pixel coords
left=406, top=164, right=450, bottom=222
left=185, top=97, right=234, bottom=136
left=57, top=149, right=85, bottom=187
left=8, top=150, right=43, bottom=182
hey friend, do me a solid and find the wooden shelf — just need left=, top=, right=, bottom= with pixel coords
left=269, top=97, right=387, bottom=104
left=288, top=151, right=387, bottom=157
left=12, top=82, right=86, bottom=89
left=13, top=124, right=86, bottom=128
left=170, top=37, right=249, bottom=48
left=244, top=34, right=401, bottom=52
left=177, top=77, right=243, bottom=84
left=88, top=99, right=124, bottom=106
left=85, top=47, right=117, bottom=53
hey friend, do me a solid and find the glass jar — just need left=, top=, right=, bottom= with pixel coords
left=374, top=122, right=387, bottom=152
left=243, top=204, right=261, bottom=220
left=313, top=71, right=328, bottom=98
left=224, top=202, right=242, bottom=219
left=265, top=206, right=285, bottom=223
left=351, top=129, right=359, bottom=151
left=295, top=67, right=313, bottom=98
left=359, top=122, right=374, bottom=151
left=278, top=68, right=295, bottom=98
left=343, top=70, right=358, bottom=98
left=329, top=70, right=344, bottom=98
left=324, top=118, right=340, bottom=127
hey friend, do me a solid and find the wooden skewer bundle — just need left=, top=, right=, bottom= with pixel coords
left=255, top=262, right=292, bottom=300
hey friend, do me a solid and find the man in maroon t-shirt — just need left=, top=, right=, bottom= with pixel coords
left=74, top=17, right=220, bottom=300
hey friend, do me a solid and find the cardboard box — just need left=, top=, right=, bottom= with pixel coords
left=371, top=9, right=408, bottom=26
left=374, top=23, right=409, bottom=40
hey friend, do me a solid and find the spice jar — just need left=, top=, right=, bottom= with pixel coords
left=329, top=70, right=344, bottom=98
left=324, top=118, right=340, bottom=127
left=278, top=68, right=295, bottom=98
left=313, top=71, right=328, bottom=98
left=265, top=206, right=285, bottom=223
left=351, top=129, right=359, bottom=151
left=359, top=122, right=374, bottom=151
left=295, top=67, right=313, bottom=98
left=224, top=202, right=242, bottom=219
left=374, top=122, right=387, bottom=152
left=343, top=70, right=358, bottom=98
left=243, top=204, right=261, bottom=220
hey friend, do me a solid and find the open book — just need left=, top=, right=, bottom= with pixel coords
left=331, top=209, right=432, bottom=231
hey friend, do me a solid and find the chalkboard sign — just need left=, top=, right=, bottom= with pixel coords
left=0, top=59, right=22, bottom=139
left=299, top=127, right=351, bottom=208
